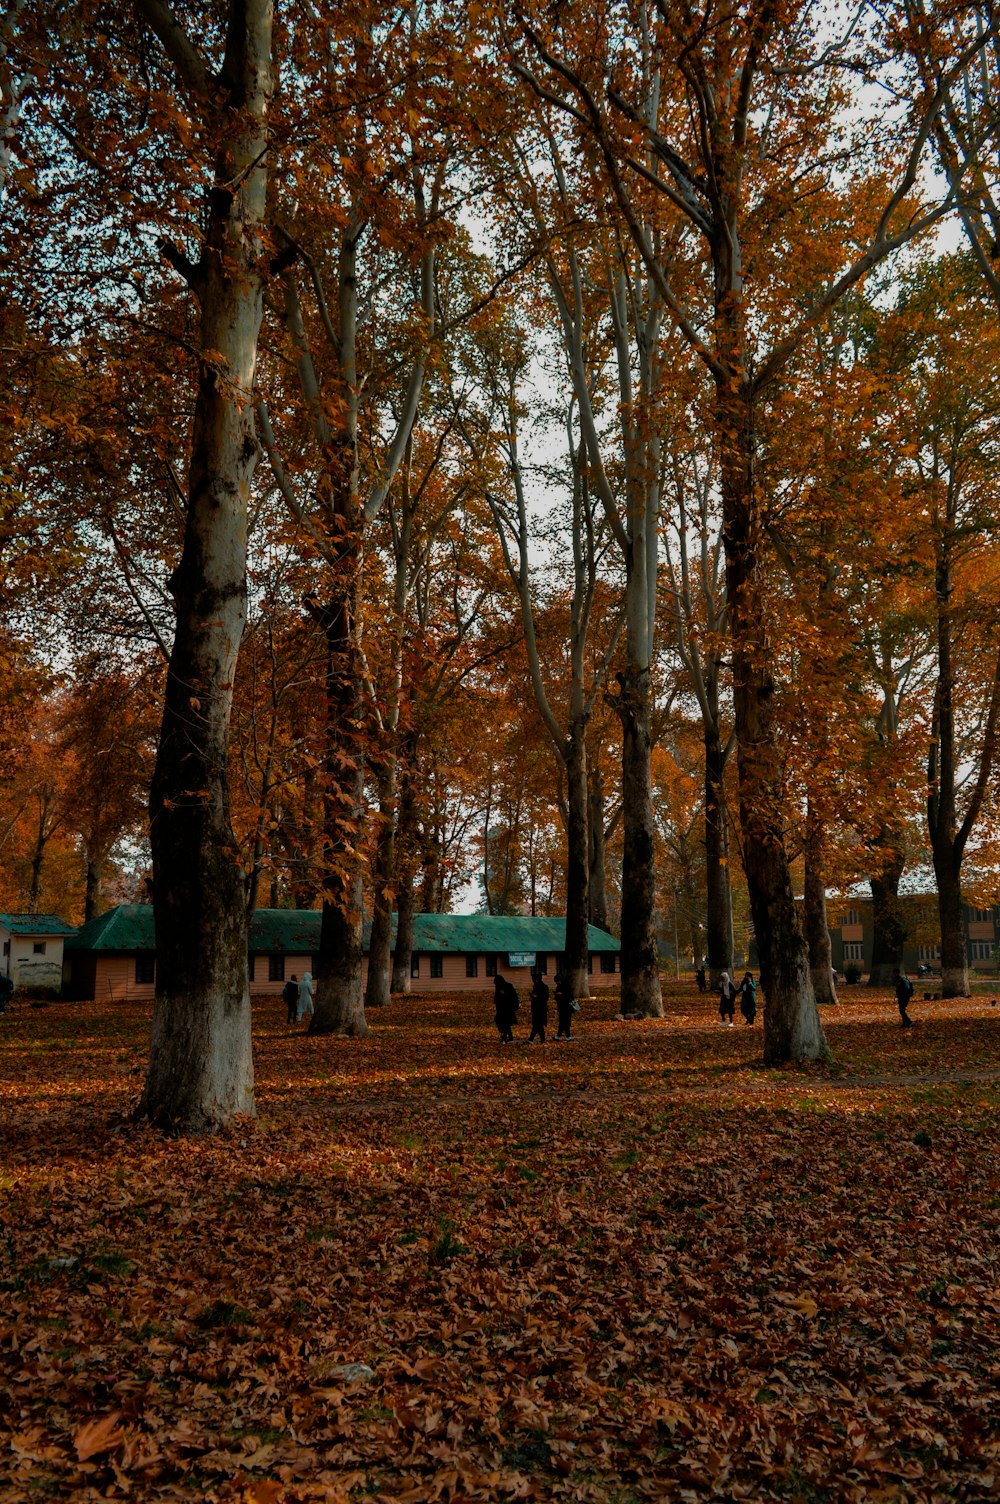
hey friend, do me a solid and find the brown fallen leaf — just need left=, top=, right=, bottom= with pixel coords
left=74, top=1410, right=127, bottom=1462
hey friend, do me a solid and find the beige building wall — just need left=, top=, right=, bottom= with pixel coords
left=88, top=950, right=620, bottom=1001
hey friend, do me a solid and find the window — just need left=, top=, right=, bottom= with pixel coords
left=466, top=955, right=478, bottom=978
left=2, top=940, right=8, bottom=955
left=411, top=954, right=420, bottom=978
left=843, top=942, right=864, bottom=962
left=537, top=952, right=548, bottom=975
left=969, top=907, right=992, bottom=923
left=430, top=955, right=443, bottom=979
left=268, top=954, right=285, bottom=983
left=587, top=953, right=593, bottom=974
left=135, top=953, right=155, bottom=985
left=970, top=940, right=993, bottom=960
left=600, top=953, right=617, bottom=974
left=918, top=944, right=940, bottom=963
left=32, top=941, right=46, bottom=955
left=247, top=953, right=256, bottom=982
left=845, top=908, right=861, bottom=927
left=485, top=954, right=497, bottom=978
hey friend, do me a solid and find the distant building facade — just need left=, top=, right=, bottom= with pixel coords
left=828, top=896, right=998, bottom=978
left=63, top=906, right=622, bottom=1002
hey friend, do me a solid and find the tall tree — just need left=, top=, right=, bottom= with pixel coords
left=516, top=0, right=995, bottom=1059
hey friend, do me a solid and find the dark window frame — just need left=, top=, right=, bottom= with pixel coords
left=466, top=954, right=478, bottom=978
left=135, top=952, right=156, bottom=985
left=411, top=953, right=420, bottom=978
left=430, top=954, right=443, bottom=979
left=599, top=953, right=617, bottom=974
left=485, top=954, right=497, bottom=977
left=268, top=953, right=286, bottom=983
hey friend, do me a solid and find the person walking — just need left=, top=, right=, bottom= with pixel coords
left=718, top=971, right=737, bottom=1026
left=528, top=969, right=549, bottom=1044
left=554, top=971, right=576, bottom=1041
left=282, top=974, right=300, bottom=1024
left=696, top=966, right=707, bottom=993
left=297, top=971, right=315, bottom=1025
left=893, top=969, right=915, bottom=1028
left=739, top=971, right=757, bottom=1026
left=493, top=973, right=519, bottom=1043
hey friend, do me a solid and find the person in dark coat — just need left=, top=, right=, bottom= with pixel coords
left=739, top=971, right=757, bottom=1025
left=554, top=971, right=576, bottom=1041
left=493, top=973, right=519, bottom=1042
left=893, top=969, right=915, bottom=1028
left=696, top=966, right=707, bottom=993
left=718, top=971, right=737, bottom=1026
left=282, top=974, right=300, bottom=1024
left=528, top=969, right=549, bottom=1043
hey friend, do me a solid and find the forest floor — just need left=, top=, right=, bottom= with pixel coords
left=2, top=984, right=999, bottom=1504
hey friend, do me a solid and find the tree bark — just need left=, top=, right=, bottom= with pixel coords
left=84, top=848, right=104, bottom=925
left=364, top=759, right=397, bottom=1010
left=390, top=737, right=419, bottom=993
left=310, top=579, right=370, bottom=1037
left=868, top=841, right=908, bottom=985
left=587, top=757, right=610, bottom=932
left=564, top=717, right=591, bottom=998
left=804, top=842, right=838, bottom=1006
left=138, top=0, right=273, bottom=1131
left=704, top=722, right=734, bottom=985
left=616, top=667, right=663, bottom=1016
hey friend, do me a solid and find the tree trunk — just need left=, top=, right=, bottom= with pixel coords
left=138, top=0, right=273, bottom=1131
left=364, top=760, right=397, bottom=1010
left=564, top=717, right=591, bottom=998
left=310, top=582, right=370, bottom=1037
left=390, top=745, right=419, bottom=993
left=616, top=667, right=663, bottom=1017
left=391, top=870, right=414, bottom=994
left=720, top=379, right=824, bottom=1062
left=704, top=722, right=734, bottom=985
left=935, top=853, right=969, bottom=997
left=84, top=849, right=103, bottom=925
left=868, top=841, right=908, bottom=985
left=804, top=843, right=838, bottom=1006
left=587, top=758, right=610, bottom=932
left=28, top=790, right=50, bottom=912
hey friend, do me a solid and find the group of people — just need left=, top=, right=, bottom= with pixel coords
left=493, top=969, right=578, bottom=1043
left=712, top=965, right=919, bottom=1030
left=281, top=972, right=314, bottom=1026
left=718, top=970, right=758, bottom=1026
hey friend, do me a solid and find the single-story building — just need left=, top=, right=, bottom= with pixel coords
left=63, top=905, right=622, bottom=1002
left=0, top=913, right=77, bottom=991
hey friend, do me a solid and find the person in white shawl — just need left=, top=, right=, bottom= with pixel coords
left=297, top=971, right=315, bottom=1023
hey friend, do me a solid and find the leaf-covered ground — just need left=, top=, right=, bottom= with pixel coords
left=2, top=985, right=999, bottom=1503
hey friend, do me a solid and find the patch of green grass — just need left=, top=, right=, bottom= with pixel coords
left=230, top=1424, right=288, bottom=1445
left=194, top=1299, right=254, bottom=1331
left=396, top=1229, right=420, bottom=1245
left=501, top=1431, right=552, bottom=1472
left=429, top=1219, right=466, bottom=1263
left=611, top=1148, right=640, bottom=1168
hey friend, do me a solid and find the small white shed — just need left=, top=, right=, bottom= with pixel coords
left=0, top=914, right=77, bottom=992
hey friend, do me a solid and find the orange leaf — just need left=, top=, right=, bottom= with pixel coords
left=74, top=1411, right=127, bottom=1462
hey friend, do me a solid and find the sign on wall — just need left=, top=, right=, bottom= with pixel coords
left=507, top=952, right=536, bottom=968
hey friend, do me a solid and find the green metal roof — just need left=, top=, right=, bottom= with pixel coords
left=396, top=914, right=620, bottom=953
left=64, top=905, right=156, bottom=953
left=0, top=913, right=78, bottom=937
left=64, top=905, right=620, bottom=954
left=250, top=909, right=322, bottom=952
